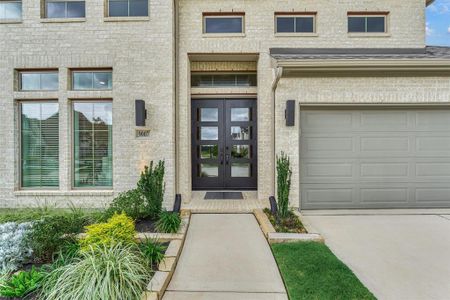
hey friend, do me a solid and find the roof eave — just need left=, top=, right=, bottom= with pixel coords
left=426, top=0, right=435, bottom=6
left=276, top=59, right=450, bottom=74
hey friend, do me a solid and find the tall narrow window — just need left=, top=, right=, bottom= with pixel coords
left=203, top=13, right=244, bottom=34
left=73, top=102, right=112, bottom=188
left=45, top=0, right=85, bottom=18
left=21, top=102, right=59, bottom=188
left=19, top=71, right=58, bottom=91
left=275, top=13, right=316, bottom=34
left=108, top=0, right=148, bottom=17
left=348, top=13, right=388, bottom=33
left=0, top=0, right=22, bottom=20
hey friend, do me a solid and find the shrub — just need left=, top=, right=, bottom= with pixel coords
left=28, top=212, right=89, bottom=262
left=0, top=222, right=33, bottom=273
left=80, top=213, right=135, bottom=252
left=276, top=152, right=292, bottom=219
left=156, top=211, right=181, bottom=233
left=40, top=244, right=150, bottom=300
left=0, top=266, right=45, bottom=298
left=139, top=239, right=167, bottom=268
left=104, top=189, right=148, bottom=221
left=137, top=161, right=165, bottom=219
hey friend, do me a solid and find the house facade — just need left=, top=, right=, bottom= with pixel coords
left=1, top=0, right=450, bottom=210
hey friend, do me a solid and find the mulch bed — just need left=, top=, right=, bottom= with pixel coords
left=135, top=218, right=158, bottom=233
left=263, top=208, right=307, bottom=234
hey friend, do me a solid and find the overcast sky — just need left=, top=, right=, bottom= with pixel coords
left=426, top=0, right=450, bottom=46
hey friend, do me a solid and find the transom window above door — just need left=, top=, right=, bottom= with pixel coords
left=71, top=70, right=113, bottom=90
left=275, top=12, right=316, bottom=34
left=44, top=0, right=85, bottom=18
left=203, top=13, right=245, bottom=34
left=108, top=0, right=148, bottom=17
left=348, top=12, right=388, bottom=33
left=191, top=73, right=257, bottom=88
left=0, top=0, right=21, bottom=20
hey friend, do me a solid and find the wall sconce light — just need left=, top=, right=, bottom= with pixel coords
left=285, top=100, right=295, bottom=126
left=135, top=100, right=147, bottom=127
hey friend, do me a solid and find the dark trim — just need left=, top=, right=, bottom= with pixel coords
left=348, top=11, right=390, bottom=15
left=275, top=11, right=317, bottom=16
left=203, top=12, right=245, bottom=17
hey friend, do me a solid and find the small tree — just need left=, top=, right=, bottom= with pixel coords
left=137, top=160, right=165, bottom=219
left=276, top=152, right=292, bottom=219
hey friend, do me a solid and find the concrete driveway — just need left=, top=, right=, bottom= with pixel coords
left=303, top=210, right=450, bottom=300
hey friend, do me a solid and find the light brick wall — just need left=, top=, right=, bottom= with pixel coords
left=0, top=0, right=176, bottom=208
left=275, top=76, right=450, bottom=208
left=177, top=0, right=426, bottom=201
left=0, top=0, right=434, bottom=208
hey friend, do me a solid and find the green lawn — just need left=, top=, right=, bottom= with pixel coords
left=272, top=242, right=376, bottom=300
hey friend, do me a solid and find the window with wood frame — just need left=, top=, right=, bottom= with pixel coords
left=348, top=12, right=388, bottom=33
left=203, top=13, right=245, bottom=34
left=275, top=12, right=316, bottom=34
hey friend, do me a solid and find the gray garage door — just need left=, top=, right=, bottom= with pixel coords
left=300, top=107, right=450, bottom=209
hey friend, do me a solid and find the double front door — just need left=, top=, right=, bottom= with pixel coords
left=192, top=99, right=257, bottom=190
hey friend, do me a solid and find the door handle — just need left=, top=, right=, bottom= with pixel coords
left=220, top=153, right=224, bottom=165
left=225, top=154, right=230, bottom=165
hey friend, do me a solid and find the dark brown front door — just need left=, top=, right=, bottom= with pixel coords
left=192, top=99, right=257, bottom=190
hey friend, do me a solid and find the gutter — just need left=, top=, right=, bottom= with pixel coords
left=276, top=59, right=450, bottom=73
left=271, top=66, right=283, bottom=196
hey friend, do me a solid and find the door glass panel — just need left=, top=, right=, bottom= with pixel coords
left=200, top=145, right=218, bottom=159
left=200, top=127, right=218, bottom=140
left=199, top=164, right=219, bottom=177
left=231, top=163, right=251, bottom=177
left=200, top=108, right=218, bottom=122
left=231, top=126, right=250, bottom=140
left=231, top=145, right=250, bottom=158
left=231, top=108, right=250, bottom=121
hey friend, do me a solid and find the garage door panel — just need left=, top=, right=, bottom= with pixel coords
left=416, top=187, right=450, bottom=203
left=360, top=162, right=409, bottom=178
left=300, top=107, right=450, bottom=209
left=360, top=111, right=408, bottom=130
left=360, top=137, right=410, bottom=152
left=302, top=111, right=353, bottom=130
left=360, top=188, right=409, bottom=204
left=301, top=185, right=354, bottom=205
left=416, top=111, right=450, bottom=130
left=303, top=137, right=353, bottom=151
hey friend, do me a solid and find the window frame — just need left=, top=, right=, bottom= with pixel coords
left=44, top=0, right=86, bottom=19
left=191, top=72, right=257, bottom=88
left=106, top=0, right=149, bottom=18
left=274, top=12, right=317, bottom=36
left=18, top=100, right=60, bottom=190
left=71, top=69, right=113, bottom=91
left=347, top=12, right=389, bottom=35
left=0, top=0, right=22, bottom=22
left=202, top=12, right=245, bottom=36
left=18, top=70, right=59, bottom=92
left=71, top=99, right=113, bottom=190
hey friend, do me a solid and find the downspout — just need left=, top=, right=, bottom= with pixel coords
left=271, top=66, right=283, bottom=197
left=173, top=0, right=179, bottom=196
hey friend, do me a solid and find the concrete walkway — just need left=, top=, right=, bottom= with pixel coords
left=303, top=212, right=450, bottom=300
left=163, top=214, right=288, bottom=300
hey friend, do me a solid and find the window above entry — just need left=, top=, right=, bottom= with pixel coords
left=191, top=73, right=257, bottom=88
left=275, top=12, right=317, bottom=35
left=203, top=13, right=245, bottom=35
left=348, top=12, right=388, bottom=34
